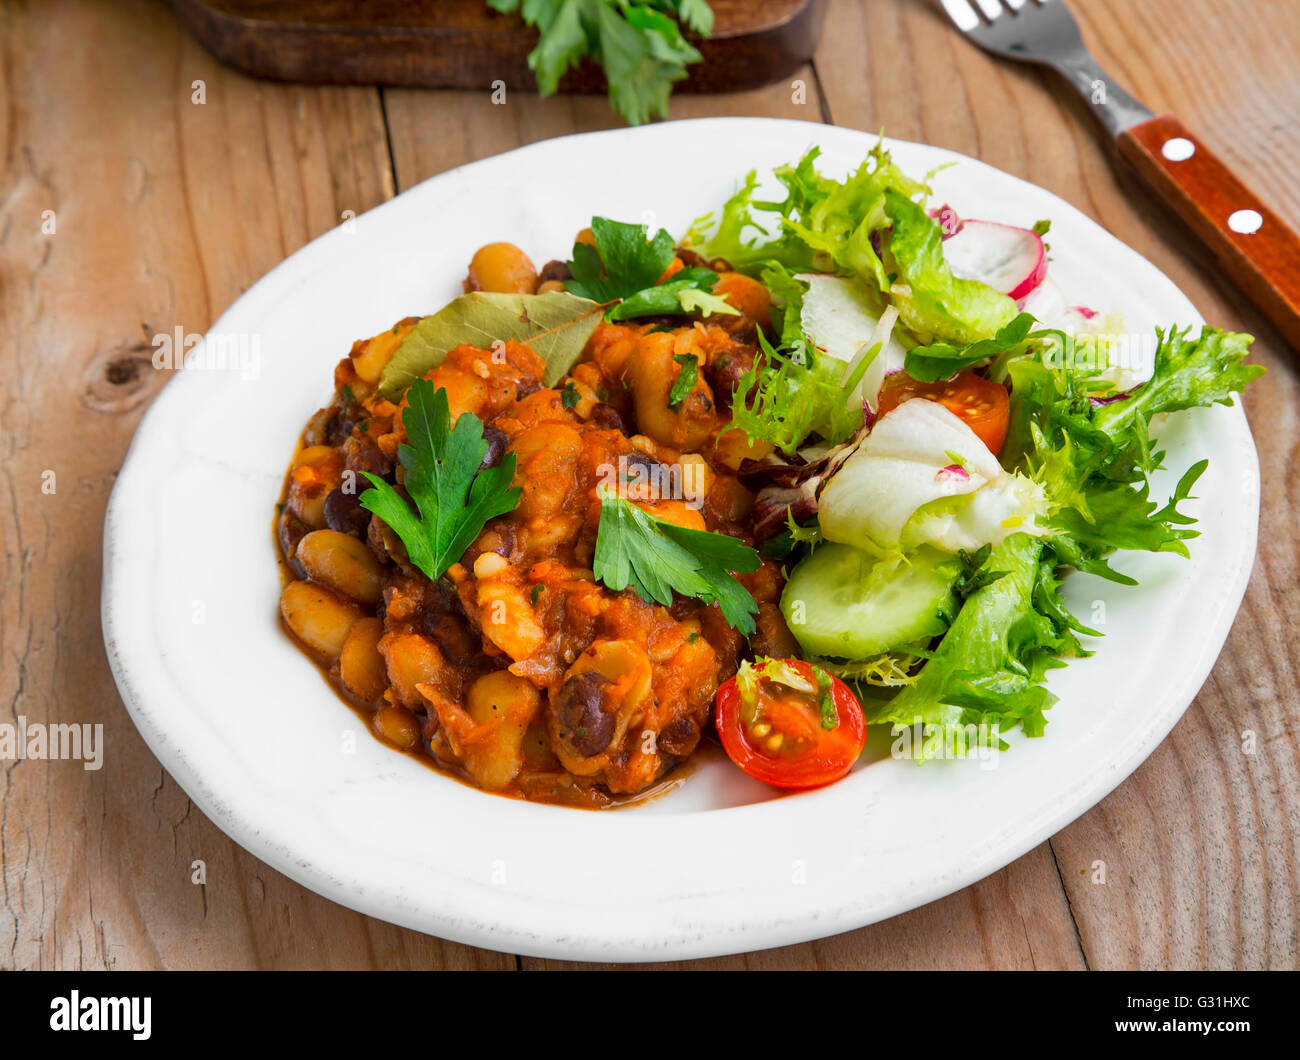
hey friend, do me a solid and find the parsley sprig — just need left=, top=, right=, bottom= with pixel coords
left=667, top=353, right=699, bottom=409
left=359, top=379, right=521, bottom=583
left=488, top=1, right=715, bottom=126
left=566, top=217, right=737, bottom=322
left=592, top=485, right=761, bottom=633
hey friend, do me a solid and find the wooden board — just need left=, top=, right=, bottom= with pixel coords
left=2, top=0, right=1297, bottom=970
left=170, top=0, right=826, bottom=91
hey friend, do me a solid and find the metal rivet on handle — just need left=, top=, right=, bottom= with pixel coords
left=1228, top=209, right=1263, bottom=234
left=1161, top=137, right=1196, bottom=162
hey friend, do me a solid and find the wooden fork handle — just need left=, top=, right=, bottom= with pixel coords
left=1118, top=115, right=1300, bottom=349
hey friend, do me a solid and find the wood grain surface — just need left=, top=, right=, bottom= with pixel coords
left=1, top=0, right=1296, bottom=970
left=169, top=0, right=826, bottom=93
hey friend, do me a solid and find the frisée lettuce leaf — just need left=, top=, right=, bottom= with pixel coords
left=687, top=145, right=1016, bottom=348
left=723, top=265, right=868, bottom=453
left=1006, top=324, right=1264, bottom=583
left=802, top=322, right=1263, bottom=756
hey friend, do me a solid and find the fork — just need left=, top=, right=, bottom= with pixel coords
left=940, top=0, right=1300, bottom=350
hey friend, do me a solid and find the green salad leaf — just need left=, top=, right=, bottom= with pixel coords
left=881, top=189, right=1019, bottom=345
left=592, top=486, right=761, bottom=633
left=723, top=265, right=867, bottom=454
left=566, top=217, right=727, bottom=321
left=1091, top=326, right=1265, bottom=439
left=1006, top=324, right=1264, bottom=583
left=864, top=533, right=1076, bottom=755
left=903, top=311, right=1036, bottom=383
left=688, top=145, right=928, bottom=284
left=735, top=331, right=871, bottom=455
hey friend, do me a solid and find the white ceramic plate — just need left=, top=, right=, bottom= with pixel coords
left=102, top=118, right=1259, bottom=961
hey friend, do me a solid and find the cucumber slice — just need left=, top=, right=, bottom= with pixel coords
left=781, top=543, right=960, bottom=659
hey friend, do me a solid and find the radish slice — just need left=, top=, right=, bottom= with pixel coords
left=942, top=219, right=1047, bottom=300
left=1019, top=277, right=1093, bottom=334
left=929, top=204, right=963, bottom=238
left=1018, top=281, right=1154, bottom=392
left=1018, top=276, right=1066, bottom=327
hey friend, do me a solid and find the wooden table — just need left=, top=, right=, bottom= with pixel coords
left=3, top=0, right=1297, bottom=971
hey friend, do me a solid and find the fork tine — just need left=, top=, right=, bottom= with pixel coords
left=940, top=0, right=1153, bottom=138
left=939, top=0, right=981, bottom=32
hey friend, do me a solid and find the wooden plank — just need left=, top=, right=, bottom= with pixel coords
left=381, top=62, right=826, bottom=191
left=817, top=0, right=1300, bottom=970
left=169, top=0, right=825, bottom=93
left=524, top=843, right=1086, bottom=970
left=0, top=0, right=506, bottom=970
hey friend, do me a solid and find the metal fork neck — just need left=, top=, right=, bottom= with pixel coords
left=1050, top=52, right=1153, bottom=136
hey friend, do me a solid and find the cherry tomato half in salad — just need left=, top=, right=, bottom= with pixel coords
left=716, top=658, right=866, bottom=789
left=877, top=370, right=1010, bottom=455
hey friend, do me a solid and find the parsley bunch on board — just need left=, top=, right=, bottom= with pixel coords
left=592, top=486, right=761, bottom=633
left=487, top=0, right=714, bottom=125
left=359, top=379, right=521, bottom=583
left=565, top=216, right=736, bottom=320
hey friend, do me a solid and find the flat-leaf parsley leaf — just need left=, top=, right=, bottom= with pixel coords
left=667, top=353, right=699, bottom=409
left=359, top=378, right=521, bottom=582
left=488, top=0, right=715, bottom=126
left=566, top=217, right=730, bottom=321
left=592, top=486, right=761, bottom=633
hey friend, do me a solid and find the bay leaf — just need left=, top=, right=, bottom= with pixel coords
left=377, top=290, right=606, bottom=398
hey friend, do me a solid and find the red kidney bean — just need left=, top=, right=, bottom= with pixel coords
left=537, top=259, right=572, bottom=284
left=703, top=346, right=756, bottom=411
left=479, top=426, right=508, bottom=470
left=587, top=403, right=627, bottom=433
left=323, top=487, right=370, bottom=537
left=554, top=672, right=616, bottom=757
left=658, top=714, right=701, bottom=758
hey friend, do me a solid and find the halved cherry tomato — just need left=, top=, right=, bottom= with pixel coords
left=876, top=370, right=1010, bottom=454
left=715, top=658, right=866, bottom=789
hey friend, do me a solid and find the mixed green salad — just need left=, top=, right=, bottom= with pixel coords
left=683, top=144, right=1263, bottom=761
